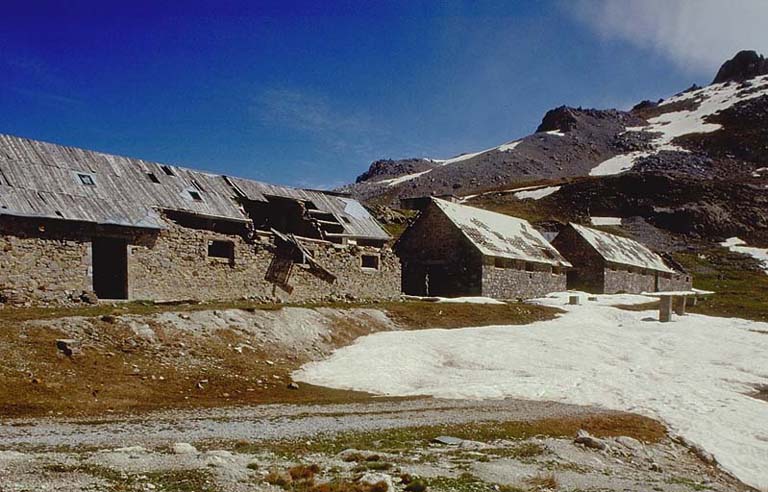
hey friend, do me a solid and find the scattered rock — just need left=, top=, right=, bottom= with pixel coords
left=404, top=479, right=428, bottom=492
left=79, top=290, right=98, bottom=304
left=574, top=429, right=608, bottom=451
left=432, top=435, right=464, bottom=446
left=359, top=472, right=395, bottom=491
left=171, top=442, right=197, bottom=455
left=287, top=382, right=300, bottom=390
left=55, top=339, right=80, bottom=357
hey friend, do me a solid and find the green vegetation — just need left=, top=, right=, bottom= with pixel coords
left=42, top=464, right=217, bottom=492
left=229, top=412, right=664, bottom=458
left=675, top=248, right=768, bottom=322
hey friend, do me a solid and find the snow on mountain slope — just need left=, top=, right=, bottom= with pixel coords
left=296, top=292, right=768, bottom=490
left=591, top=75, right=768, bottom=176
left=722, top=237, right=768, bottom=273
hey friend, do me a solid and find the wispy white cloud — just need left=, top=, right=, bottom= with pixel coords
left=564, top=0, right=768, bottom=75
left=254, top=88, right=385, bottom=158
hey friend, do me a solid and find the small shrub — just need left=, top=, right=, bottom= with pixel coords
left=524, top=472, right=558, bottom=490
left=404, top=479, right=427, bottom=492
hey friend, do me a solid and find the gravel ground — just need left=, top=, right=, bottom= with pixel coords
left=0, top=398, right=751, bottom=492
left=0, top=398, right=603, bottom=449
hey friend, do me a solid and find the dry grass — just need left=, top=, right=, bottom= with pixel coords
left=241, top=411, right=666, bottom=458
left=381, top=301, right=560, bottom=330
left=0, top=300, right=558, bottom=418
left=524, top=472, right=559, bottom=490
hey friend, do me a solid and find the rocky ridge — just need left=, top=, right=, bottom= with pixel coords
left=343, top=51, right=768, bottom=246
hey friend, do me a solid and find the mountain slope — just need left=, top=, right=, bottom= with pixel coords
left=342, top=51, right=768, bottom=246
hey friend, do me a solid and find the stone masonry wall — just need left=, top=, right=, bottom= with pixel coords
left=602, top=268, right=656, bottom=294
left=395, top=202, right=483, bottom=296
left=129, top=220, right=401, bottom=302
left=481, top=263, right=567, bottom=300
left=0, top=216, right=400, bottom=305
left=0, top=216, right=152, bottom=305
left=551, top=226, right=605, bottom=292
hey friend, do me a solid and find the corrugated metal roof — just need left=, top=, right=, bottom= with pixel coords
left=0, top=134, right=389, bottom=239
left=433, top=198, right=572, bottom=267
left=569, top=223, right=675, bottom=274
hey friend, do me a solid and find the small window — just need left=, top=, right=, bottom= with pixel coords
left=78, top=173, right=95, bottom=186
left=188, top=190, right=203, bottom=202
left=147, top=173, right=160, bottom=184
left=191, top=179, right=206, bottom=192
left=361, top=254, right=380, bottom=270
left=161, top=165, right=175, bottom=176
left=207, top=240, right=234, bottom=264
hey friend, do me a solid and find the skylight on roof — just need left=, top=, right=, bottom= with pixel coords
left=77, top=173, right=95, bottom=186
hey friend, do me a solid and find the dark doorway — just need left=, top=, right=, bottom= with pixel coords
left=92, top=237, right=128, bottom=300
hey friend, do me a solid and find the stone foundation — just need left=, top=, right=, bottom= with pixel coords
left=481, top=264, right=567, bottom=300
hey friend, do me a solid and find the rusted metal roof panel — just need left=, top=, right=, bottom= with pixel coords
left=570, top=223, right=675, bottom=273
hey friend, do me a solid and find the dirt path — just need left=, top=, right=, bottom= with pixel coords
left=0, top=398, right=604, bottom=449
left=0, top=398, right=751, bottom=492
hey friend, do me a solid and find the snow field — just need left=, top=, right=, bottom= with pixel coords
left=296, top=292, right=768, bottom=489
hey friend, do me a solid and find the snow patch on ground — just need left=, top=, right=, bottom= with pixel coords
left=721, top=237, right=768, bottom=274
left=545, top=130, right=565, bottom=137
left=513, top=186, right=561, bottom=200
left=590, top=216, right=622, bottom=226
left=378, top=169, right=433, bottom=187
left=590, top=151, right=646, bottom=176
left=497, top=140, right=521, bottom=152
left=296, top=292, right=768, bottom=490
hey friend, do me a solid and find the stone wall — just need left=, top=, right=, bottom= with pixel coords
left=395, top=202, right=483, bottom=296
left=396, top=202, right=566, bottom=299
left=129, top=220, right=401, bottom=302
left=657, top=272, right=693, bottom=292
left=551, top=227, right=605, bottom=292
left=481, top=262, right=567, bottom=300
left=602, top=267, right=656, bottom=294
left=0, top=215, right=400, bottom=305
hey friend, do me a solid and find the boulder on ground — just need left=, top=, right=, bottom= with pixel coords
left=574, top=429, right=608, bottom=450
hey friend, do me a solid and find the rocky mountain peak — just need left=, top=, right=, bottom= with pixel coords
left=713, top=50, right=768, bottom=84
left=354, top=158, right=436, bottom=183
left=535, top=106, right=579, bottom=133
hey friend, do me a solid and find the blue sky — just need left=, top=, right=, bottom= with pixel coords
left=1, top=1, right=765, bottom=188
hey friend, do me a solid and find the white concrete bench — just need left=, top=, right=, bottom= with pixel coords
left=641, top=289, right=714, bottom=322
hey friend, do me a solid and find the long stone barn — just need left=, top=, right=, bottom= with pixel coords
left=0, top=134, right=400, bottom=305
left=551, top=223, right=692, bottom=294
left=395, top=198, right=572, bottom=299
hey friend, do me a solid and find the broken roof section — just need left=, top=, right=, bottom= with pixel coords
left=569, top=223, right=675, bottom=273
left=0, top=133, right=389, bottom=240
left=432, top=198, right=571, bottom=267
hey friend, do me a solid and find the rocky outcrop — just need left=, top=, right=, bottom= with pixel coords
left=355, top=158, right=437, bottom=183
left=713, top=50, right=768, bottom=84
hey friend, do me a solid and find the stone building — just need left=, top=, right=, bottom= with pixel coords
left=0, top=134, right=400, bottom=305
left=395, top=198, right=571, bottom=299
left=551, top=223, right=692, bottom=294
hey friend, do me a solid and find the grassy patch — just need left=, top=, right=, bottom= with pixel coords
left=229, top=412, right=664, bottom=457
left=674, top=249, right=768, bottom=322
left=0, top=299, right=557, bottom=418
left=381, top=301, right=560, bottom=330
